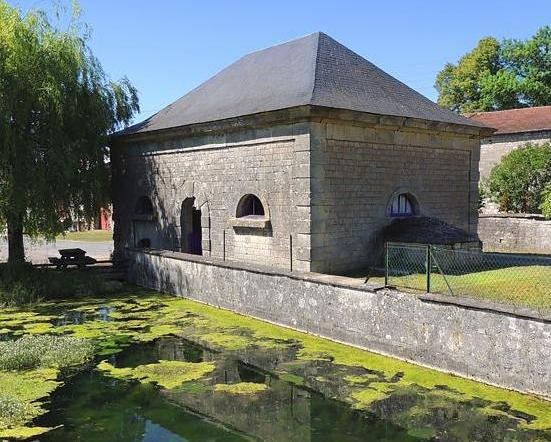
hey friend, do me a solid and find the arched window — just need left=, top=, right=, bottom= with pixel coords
left=135, top=196, right=153, bottom=215
left=236, top=194, right=265, bottom=218
left=137, top=238, right=151, bottom=248
left=390, top=193, right=417, bottom=217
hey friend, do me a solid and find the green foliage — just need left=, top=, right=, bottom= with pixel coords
left=0, top=263, right=106, bottom=306
left=0, top=396, right=35, bottom=430
left=540, top=185, right=551, bottom=219
left=486, top=142, right=551, bottom=213
left=435, top=26, right=551, bottom=112
left=0, top=335, right=94, bottom=370
left=0, top=1, right=139, bottom=261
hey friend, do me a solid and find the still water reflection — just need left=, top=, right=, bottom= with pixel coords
left=38, top=337, right=418, bottom=441
left=36, top=335, right=550, bottom=441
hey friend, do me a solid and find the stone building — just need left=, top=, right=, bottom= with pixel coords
left=467, top=106, right=551, bottom=253
left=111, top=32, right=490, bottom=274
left=467, top=106, right=551, bottom=182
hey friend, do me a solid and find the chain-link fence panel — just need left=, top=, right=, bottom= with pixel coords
left=386, top=242, right=551, bottom=309
left=386, top=243, right=428, bottom=292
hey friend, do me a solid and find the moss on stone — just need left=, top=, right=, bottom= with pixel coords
left=344, top=374, right=381, bottom=385
left=279, top=373, right=305, bottom=386
left=214, top=382, right=268, bottom=395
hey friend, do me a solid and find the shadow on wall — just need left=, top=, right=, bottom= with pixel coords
left=136, top=255, right=189, bottom=295
left=367, top=216, right=480, bottom=268
left=129, top=155, right=194, bottom=253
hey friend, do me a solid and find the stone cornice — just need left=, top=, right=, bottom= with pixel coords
left=111, top=105, right=494, bottom=147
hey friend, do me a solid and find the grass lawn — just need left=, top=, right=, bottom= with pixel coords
left=369, top=265, right=551, bottom=310
left=57, top=230, right=113, bottom=242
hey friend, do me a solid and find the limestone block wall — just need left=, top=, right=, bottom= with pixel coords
left=111, top=122, right=312, bottom=271
left=128, top=249, right=551, bottom=399
left=479, top=214, right=551, bottom=254
left=309, top=121, right=480, bottom=273
left=479, top=131, right=550, bottom=181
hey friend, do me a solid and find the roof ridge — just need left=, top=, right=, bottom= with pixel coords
left=467, top=105, right=551, bottom=116
left=309, top=32, right=322, bottom=104
left=239, top=31, right=320, bottom=60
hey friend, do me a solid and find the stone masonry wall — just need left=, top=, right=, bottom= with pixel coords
left=128, top=249, right=551, bottom=399
left=112, top=115, right=482, bottom=275
left=479, top=214, right=551, bottom=254
left=309, top=121, right=480, bottom=273
left=479, top=130, right=551, bottom=181
left=111, top=122, right=313, bottom=272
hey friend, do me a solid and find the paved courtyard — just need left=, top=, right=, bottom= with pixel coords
left=0, top=236, right=113, bottom=264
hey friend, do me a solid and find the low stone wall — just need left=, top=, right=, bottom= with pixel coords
left=128, top=249, right=551, bottom=398
left=479, top=214, right=551, bottom=254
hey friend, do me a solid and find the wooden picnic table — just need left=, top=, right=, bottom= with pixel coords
left=48, top=248, right=97, bottom=270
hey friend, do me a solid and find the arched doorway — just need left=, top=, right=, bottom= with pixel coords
left=180, top=198, right=202, bottom=255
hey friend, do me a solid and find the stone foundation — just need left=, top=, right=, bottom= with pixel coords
left=128, top=249, right=551, bottom=398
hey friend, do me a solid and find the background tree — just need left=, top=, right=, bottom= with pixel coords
left=435, top=26, right=551, bottom=113
left=485, top=143, right=551, bottom=214
left=0, top=1, right=139, bottom=263
left=541, top=185, right=551, bottom=220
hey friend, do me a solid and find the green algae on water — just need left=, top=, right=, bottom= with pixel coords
left=0, top=369, right=60, bottom=439
left=3, top=290, right=551, bottom=437
left=97, top=360, right=216, bottom=389
left=214, top=382, right=268, bottom=395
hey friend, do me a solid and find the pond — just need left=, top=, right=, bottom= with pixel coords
left=1, top=290, right=551, bottom=441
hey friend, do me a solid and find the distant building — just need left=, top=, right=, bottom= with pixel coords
left=110, top=32, right=490, bottom=274
left=467, top=106, right=551, bottom=182
left=98, top=207, right=113, bottom=231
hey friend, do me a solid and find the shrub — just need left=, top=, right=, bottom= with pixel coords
left=0, top=263, right=105, bottom=306
left=0, top=335, right=95, bottom=371
left=486, top=142, right=551, bottom=213
left=541, top=185, right=551, bottom=220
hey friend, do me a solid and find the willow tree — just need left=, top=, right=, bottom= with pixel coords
left=0, top=2, right=139, bottom=263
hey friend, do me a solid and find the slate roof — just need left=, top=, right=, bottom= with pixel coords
left=119, top=32, right=483, bottom=136
left=466, top=106, right=551, bottom=135
left=382, top=217, right=474, bottom=245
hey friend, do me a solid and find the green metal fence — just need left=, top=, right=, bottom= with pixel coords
left=385, top=242, right=551, bottom=306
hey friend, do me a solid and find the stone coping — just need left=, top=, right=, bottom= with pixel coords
left=419, top=292, right=551, bottom=324
left=129, top=248, right=551, bottom=324
left=479, top=213, right=548, bottom=220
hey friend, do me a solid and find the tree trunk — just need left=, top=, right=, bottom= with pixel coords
left=7, top=214, right=25, bottom=264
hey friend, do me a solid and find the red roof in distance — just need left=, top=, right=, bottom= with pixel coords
left=466, top=106, right=551, bottom=135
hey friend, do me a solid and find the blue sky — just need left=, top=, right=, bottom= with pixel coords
left=10, top=0, right=551, bottom=123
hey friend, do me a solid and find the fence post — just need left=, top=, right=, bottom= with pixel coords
left=289, top=234, right=293, bottom=272
left=222, top=230, right=226, bottom=261
left=384, top=242, right=389, bottom=287
left=426, top=244, right=432, bottom=293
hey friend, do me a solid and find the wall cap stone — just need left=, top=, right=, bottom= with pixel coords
left=128, top=248, right=550, bottom=324
left=479, top=213, right=548, bottom=221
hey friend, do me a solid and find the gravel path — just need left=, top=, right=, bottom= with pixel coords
left=0, top=236, right=113, bottom=264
